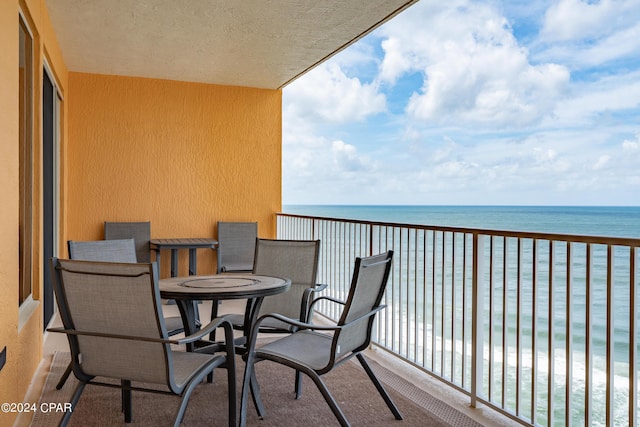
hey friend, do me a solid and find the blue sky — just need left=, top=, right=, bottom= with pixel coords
left=282, top=0, right=640, bottom=206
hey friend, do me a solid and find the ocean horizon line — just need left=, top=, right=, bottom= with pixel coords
left=283, top=203, right=640, bottom=208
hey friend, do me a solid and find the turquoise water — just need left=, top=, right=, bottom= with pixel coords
left=282, top=205, right=640, bottom=426
left=283, top=205, right=640, bottom=238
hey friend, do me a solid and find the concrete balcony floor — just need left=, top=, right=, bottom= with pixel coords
left=17, top=299, right=520, bottom=427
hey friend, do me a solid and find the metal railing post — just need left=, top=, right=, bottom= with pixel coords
left=630, top=247, right=638, bottom=427
left=471, top=233, right=484, bottom=408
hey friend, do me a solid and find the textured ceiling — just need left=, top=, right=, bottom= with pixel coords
left=46, top=0, right=418, bottom=89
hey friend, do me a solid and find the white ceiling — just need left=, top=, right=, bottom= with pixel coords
left=46, top=0, right=418, bottom=89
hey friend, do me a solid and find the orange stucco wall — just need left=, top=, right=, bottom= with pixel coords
left=66, top=73, right=282, bottom=276
left=0, top=0, right=68, bottom=425
left=0, top=2, right=20, bottom=420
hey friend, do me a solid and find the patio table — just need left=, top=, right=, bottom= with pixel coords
left=159, top=273, right=291, bottom=353
left=151, top=237, right=218, bottom=277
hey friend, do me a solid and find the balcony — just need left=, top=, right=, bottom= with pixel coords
left=277, top=212, right=640, bottom=427
left=21, top=211, right=640, bottom=426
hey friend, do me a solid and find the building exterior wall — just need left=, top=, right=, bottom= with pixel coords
left=1, top=2, right=282, bottom=424
left=66, top=73, right=282, bottom=276
left=0, top=0, right=68, bottom=424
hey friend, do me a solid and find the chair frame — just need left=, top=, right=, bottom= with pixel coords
left=49, top=258, right=237, bottom=427
left=240, top=251, right=402, bottom=427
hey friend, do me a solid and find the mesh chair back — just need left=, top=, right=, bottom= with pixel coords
left=68, top=239, right=137, bottom=263
left=335, top=251, right=393, bottom=358
left=53, top=259, right=170, bottom=384
left=253, top=239, right=320, bottom=320
left=216, top=221, right=258, bottom=272
left=104, top=221, right=151, bottom=262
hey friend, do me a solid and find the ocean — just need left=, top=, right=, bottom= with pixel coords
left=283, top=205, right=640, bottom=238
left=281, top=205, right=640, bottom=426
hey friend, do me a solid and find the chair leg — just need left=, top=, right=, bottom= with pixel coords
left=209, top=299, right=220, bottom=340
left=59, top=381, right=86, bottom=427
left=173, top=388, right=194, bottom=427
left=239, top=352, right=257, bottom=426
left=173, top=372, right=208, bottom=427
left=122, top=380, right=133, bottom=423
left=304, top=369, right=350, bottom=427
left=250, top=369, right=265, bottom=418
left=56, top=362, right=73, bottom=390
left=356, top=353, right=403, bottom=420
left=226, top=366, right=237, bottom=427
left=223, top=323, right=237, bottom=427
left=295, top=370, right=303, bottom=399
left=227, top=366, right=238, bottom=427
left=173, top=362, right=236, bottom=427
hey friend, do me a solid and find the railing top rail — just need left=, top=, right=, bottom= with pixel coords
left=277, top=212, right=640, bottom=247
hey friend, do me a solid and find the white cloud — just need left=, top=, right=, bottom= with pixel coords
left=622, top=133, right=640, bottom=151
left=593, top=155, right=610, bottom=170
left=547, top=71, right=640, bottom=126
left=282, top=129, right=333, bottom=183
left=282, top=134, right=381, bottom=204
left=378, top=37, right=417, bottom=86
left=377, top=126, right=640, bottom=204
left=284, top=62, right=386, bottom=125
left=332, top=140, right=371, bottom=173
left=540, top=0, right=640, bottom=42
left=576, top=22, right=640, bottom=67
left=535, top=0, right=640, bottom=68
left=377, top=0, right=570, bottom=128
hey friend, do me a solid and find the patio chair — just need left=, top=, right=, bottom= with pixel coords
left=216, top=221, right=258, bottom=273
left=104, top=221, right=152, bottom=262
left=68, top=238, right=185, bottom=335
left=55, top=238, right=186, bottom=391
left=215, top=239, right=324, bottom=396
left=240, top=251, right=402, bottom=427
left=243, top=238, right=323, bottom=332
left=105, top=221, right=204, bottom=328
left=104, top=221, right=188, bottom=333
left=210, top=221, right=258, bottom=321
left=48, top=258, right=236, bottom=427
left=220, top=239, right=324, bottom=335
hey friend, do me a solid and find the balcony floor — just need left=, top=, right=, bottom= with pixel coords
left=17, top=300, right=519, bottom=427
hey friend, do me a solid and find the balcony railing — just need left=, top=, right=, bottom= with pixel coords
left=276, top=212, right=640, bottom=427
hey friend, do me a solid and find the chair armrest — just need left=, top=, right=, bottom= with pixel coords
left=254, top=312, right=342, bottom=333
left=175, top=315, right=234, bottom=345
left=47, top=315, right=235, bottom=346
left=47, top=327, right=182, bottom=344
left=254, top=305, right=386, bottom=335
left=339, top=305, right=386, bottom=329
left=313, top=283, right=328, bottom=292
left=300, top=283, right=328, bottom=322
left=308, top=295, right=346, bottom=314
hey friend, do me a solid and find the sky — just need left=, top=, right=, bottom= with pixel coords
left=281, top=0, right=640, bottom=206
